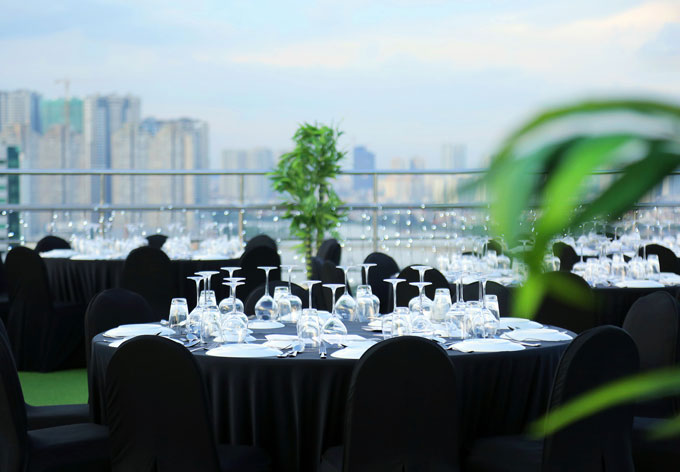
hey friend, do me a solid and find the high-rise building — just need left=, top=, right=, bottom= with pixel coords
left=83, top=94, right=141, bottom=204
left=441, top=143, right=467, bottom=169
left=221, top=147, right=275, bottom=202
left=0, top=90, right=41, bottom=133
left=353, top=146, right=375, bottom=193
left=0, top=143, right=21, bottom=246
left=40, top=98, right=84, bottom=133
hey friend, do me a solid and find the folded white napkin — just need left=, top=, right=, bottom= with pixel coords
left=324, top=334, right=367, bottom=345
left=206, top=344, right=282, bottom=358
left=104, top=324, right=175, bottom=338
left=450, top=338, right=524, bottom=352
left=614, top=280, right=665, bottom=288
left=502, top=328, right=573, bottom=342
left=499, top=317, right=543, bottom=330
left=248, top=320, right=285, bottom=330
left=330, top=341, right=377, bottom=359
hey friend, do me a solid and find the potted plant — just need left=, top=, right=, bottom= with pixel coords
left=270, top=123, right=347, bottom=278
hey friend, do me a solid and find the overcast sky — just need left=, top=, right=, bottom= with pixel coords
left=1, top=0, right=678, bottom=168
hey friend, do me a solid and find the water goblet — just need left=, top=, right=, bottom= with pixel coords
left=168, top=298, right=188, bottom=334
left=409, top=282, right=434, bottom=337
left=274, top=286, right=291, bottom=320
left=391, top=307, right=412, bottom=337
left=254, top=266, right=278, bottom=320
left=408, top=265, right=433, bottom=315
left=646, top=254, right=661, bottom=280
left=431, top=288, right=451, bottom=323
left=297, top=308, right=320, bottom=347
left=281, top=265, right=303, bottom=323
left=445, top=304, right=467, bottom=339
left=335, top=265, right=357, bottom=321
left=220, top=280, right=248, bottom=344
left=322, top=284, right=348, bottom=345
left=199, top=304, right=222, bottom=345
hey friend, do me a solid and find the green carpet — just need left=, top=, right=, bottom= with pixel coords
left=18, top=369, right=88, bottom=406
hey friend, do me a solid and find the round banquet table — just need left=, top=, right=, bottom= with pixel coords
left=89, top=323, right=571, bottom=472
left=44, top=257, right=239, bottom=306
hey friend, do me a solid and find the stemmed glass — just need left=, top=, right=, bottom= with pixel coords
left=298, top=280, right=321, bottom=347
left=220, top=279, right=249, bottom=344
left=361, top=263, right=380, bottom=313
left=186, top=276, right=204, bottom=336
left=383, top=278, right=406, bottom=337
left=302, top=280, right=321, bottom=310
left=218, top=266, right=243, bottom=314
left=408, top=265, right=433, bottom=315
left=335, top=265, right=357, bottom=320
left=254, top=266, right=278, bottom=321
left=409, top=282, right=434, bottom=337
left=281, top=264, right=303, bottom=323
left=196, top=271, right=219, bottom=307
left=322, top=284, right=348, bottom=345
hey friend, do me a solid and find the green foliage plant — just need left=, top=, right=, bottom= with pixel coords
left=270, top=123, right=347, bottom=278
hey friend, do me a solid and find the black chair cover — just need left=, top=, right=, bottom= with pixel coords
left=84, top=288, right=155, bottom=368
left=466, top=326, right=638, bottom=472
left=639, top=244, right=680, bottom=274
left=0, top=328, right=109, bottom=472
left=244, top=281, right=308, bottom=316
left=321, top=336, right=459, bottom=471
left=317, top=239, right=342, bottom=265
left=236, top=246, right=281, bottom=303
left=395, top=265, right=451, bottom=309
left=534, top=271, right=596, bottom=334
left=310, top=256, right=323, bottom=281
left=145, top=234, right=168, bottom=250
left=362, top=252, right=400, bottom=314
left=552, top=242, right=579, bottom=272
left=0, top=255, right=9, bottom=326
left=0, top=319, right=89, bottom=430
left=34, top=235, right=71, bottom=253
left=244, top=234, right=277, bottom=253
left=487, top=239, right=503, bottom=255
left=105, top=336, right=270, bottom=472
left=5, top=246, right=84, bottom=371
left=121, top=246, right=172, bottom=320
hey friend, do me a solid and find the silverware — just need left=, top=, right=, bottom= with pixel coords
left=277, top=349, right=292, bottom=358
left=319, top=342, right=327, bottom=359
left=189, top=346, right=208, bottom=352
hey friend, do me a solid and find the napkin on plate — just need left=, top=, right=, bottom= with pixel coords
left=499, top=317, right=543, bottom=330
left=206, top=344, right=282, bottom=358
left=248, top=320, right=285, bottom=330
left=330, top=341, right=377, bottom=359
left=449, top=339, right=525, bottom=353
left=614, top=280, right=665, bottom=288
left=104, top=324, right=175, bottom=338
left=502, top=328, right=573, bottom=342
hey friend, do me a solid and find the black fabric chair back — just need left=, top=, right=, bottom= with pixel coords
left=623, top=291, right=680, bottom=418
left=0, top=324, right=28, bottom=472
left=542, top=326, right=638, bottom=471
left=34, top=235, right=71, bottom=253
left=106, top=336, right=221, bottom=472
left=553, top=242, right=579, bottom=272
left=639, top=244, right=680, bottom=274
left=84, top=288, right=155, bottom=367
left=121, top=246, right=172, bottom=320
left=310, top=256, right=323, bottom=281
left=244, top=281, right=308, bottom=316
left=362, top=252, right=400, bottom=314
left=236, top=246, right=281, bottom=302
left=486, top=239, right=503, bottom=255
left=534, top=271, right=596, bottom=333
left=4, top=247, right=70, bottom=371
left=343, top=336, right=459, bottom=471
left=317, top=238, right=341, bottom=265
left=145, top=234, right=168, bottom=250
left=244, top=234, right=277, bottom=253
left=395, top=265, right=450, bottom=309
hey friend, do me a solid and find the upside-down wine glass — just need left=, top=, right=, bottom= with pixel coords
left=361, top=263, right=380, bottom=314
left=254, top=266, right=278, bottom=321
left=383, top=278, right=406, bottom=337
left=408, top=265, right=433, bottom=315
left=281, top=264, right=303, bottom=323
left=187, top=276, right=204, bottom=336
left=409, top=281, right=434, bottom=337
left=220, top=279, right=248, bottom=344
left=298, top=280, right=321, bottom=347
left=218, top=266, right=243, bottom=314
left=322, top=284, right=348, bottom=345
left=196, top=271, right=219, bottom=306
left=335, top=265, right=357, bottom=320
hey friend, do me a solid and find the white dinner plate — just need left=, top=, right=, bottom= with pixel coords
left=104, top=324, right=175, bottom=338
left=330, top=341, right=377, bottom=359
left=206, top=344, right=282, bottom=358
left=248, top=320, right=285, bottom=330
left=450, top=338, right=525, bottom=353
left=40, top=249, right=77, bottom=258
left=614, top=280, right=665, bottom=288
left=499, top=317, right=543, bottom=330
left=502, top=328, right=573, bottom=342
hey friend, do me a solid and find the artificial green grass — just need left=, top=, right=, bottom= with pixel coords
left=18, top=369, right=88, bottom=406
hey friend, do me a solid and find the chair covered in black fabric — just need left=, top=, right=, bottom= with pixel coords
left=121, top=246, right=172, bottom=320
left=552, top=242, right=579, bottom=272
left=362, top=252, right=400, bottom=314
left=639, top=244, right=680, bottom=274
left=0, top=319, right=90, bottom=430
left=487, top=239, right=504, bottom=255
left=105, top=336, right=270, bottom=472
left=236, top=246, right=281, bottom=303
left=5, top=246, right=85, bottom=371
left=34, top=235, right=71, bottom=253
left=394, top=265, right=450, bottom=309
left=317, top=238, right=341, bottom=265
left=534, top=271, right=596, bottom=333
left=623, top=291, right=680, bottom=470
left=244, top=234, right=277, bottom=253
left=0, top=328, right=110, bottom=472
left=466, top=325, right=639, bottom=472
left=320, top=336, right=459, bottom=472
left=244, top=281, right=308, bottom=316
left=84, top=288, right=155, bottom=368
left=0, top=254, right=9, bottom=326
left=310, top=256, right=323, bottom=281
left=145, top=234, right=168, bottom=250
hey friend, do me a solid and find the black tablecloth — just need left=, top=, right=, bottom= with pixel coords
left=90, top=323, right=570, bottom=472
left=44, top=257, right=239, bottom=306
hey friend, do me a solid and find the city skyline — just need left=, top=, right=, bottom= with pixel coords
left=2, top=1, right=677, bottom=169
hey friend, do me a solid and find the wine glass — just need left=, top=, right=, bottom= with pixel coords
left=322, top=284, right=348, bottom=345
left=301, top=280, right=321, bottom=310
left=335, top=265, right=357, bottom=321
left=281, top=264, right=303, bottom=323
left=220, top=279, right=248, bottom=344
left=254, top=266, right=278, bottom=321
left=361, top=263, right=380, bottom=313
left=408, top=265, right=433, bottom=315
left=219, top=277, right=245, bottom=314
left=384, top=278, right=406, bottom=314
left=199, top=304, right=222, bottom=345
left=409, top=282, right=434, bottom=337
left=355, top=285, right=378, bottom=323
left=187, top=276, right=204, bottom=336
